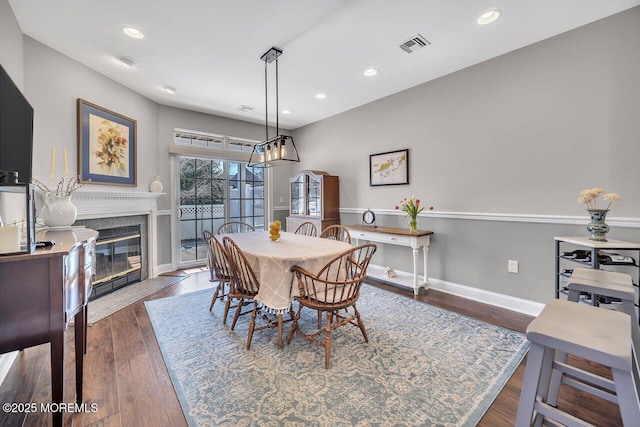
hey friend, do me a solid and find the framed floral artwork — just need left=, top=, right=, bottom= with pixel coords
left=77, top=99, right=137, bottom=186
left=369, top=148, right=409, bottom=186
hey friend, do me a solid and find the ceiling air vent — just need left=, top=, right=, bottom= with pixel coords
left=399, top=34, right=430, bottom=54
left=237, top=105, right=255, bottom=112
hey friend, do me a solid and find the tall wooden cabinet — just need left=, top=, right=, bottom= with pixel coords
left=286, top=170, right=340, bottom=233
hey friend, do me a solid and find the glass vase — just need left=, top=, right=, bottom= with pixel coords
left=409, top=217, right=418, bottom=233
left=586, top=209, right=609, bottom=242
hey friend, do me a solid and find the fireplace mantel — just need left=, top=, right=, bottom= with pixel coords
left=72, top=191, right=163, bottom=220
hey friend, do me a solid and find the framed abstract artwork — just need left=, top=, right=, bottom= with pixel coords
left=77, top=99, right=137, bottom=186
left=369, top=149, right=409, bottom=186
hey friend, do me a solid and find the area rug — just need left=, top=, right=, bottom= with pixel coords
left=87, top=273, right=188, bottom=324
left=145, top=285, right=529, bottom=426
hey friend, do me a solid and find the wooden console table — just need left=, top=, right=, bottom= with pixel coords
left=347, top=225, right=433, bottom=295
left=0, top=228, right=97, bottom=427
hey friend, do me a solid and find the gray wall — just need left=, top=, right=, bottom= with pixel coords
left=292, top=7, right=640, bottom=303
left=0, top=0, right=23, bottom=89
left=23, top=37, right=160, bottom=192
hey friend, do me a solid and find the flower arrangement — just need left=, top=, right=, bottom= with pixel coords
left=395, top=196, right=433, bottom=232
left=578, top=188, right=620, bottom=210
left=34, top=176, right=88, bottom=197
left=95, top=119, right=128, bottom=173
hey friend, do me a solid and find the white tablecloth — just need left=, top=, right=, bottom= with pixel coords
left=219, top=231, right=352, bottom=312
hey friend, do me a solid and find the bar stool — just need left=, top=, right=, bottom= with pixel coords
left=545, top=268, right=640, bottom=410
left=515, top=299, right=640, bottom=426
left=568, top=267, right=632, bottom=288
left=566, top=268, right=638, bottom=337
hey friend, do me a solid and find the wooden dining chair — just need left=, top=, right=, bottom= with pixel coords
left=319, top=224, right=351, bottom=244
left=217, top=221, right=255, bottom=234
left=203, top=230, right=233, bottom=322
left=294, top=221, right=318, bottom=237
left=287, top=243, right=377, bottom=368
left=223, top=236, right=284, bottom=349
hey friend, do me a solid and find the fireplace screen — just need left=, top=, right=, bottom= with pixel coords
left=91, top=225, right=142, bottom=300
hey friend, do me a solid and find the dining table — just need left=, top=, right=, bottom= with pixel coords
left=217, top=230, right=353, bottom=347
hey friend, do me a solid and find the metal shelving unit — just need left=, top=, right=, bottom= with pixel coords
left=554, top=237, right=640, bottom=320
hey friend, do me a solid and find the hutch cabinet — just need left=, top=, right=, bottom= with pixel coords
left=286, top=170, right=340, bottom=233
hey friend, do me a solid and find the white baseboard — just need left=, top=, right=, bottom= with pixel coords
left=156, top=263, right=175, bottom=276
left=366, top=263, right=544, bottom=317
left=0, top=351, right=19, bottom=387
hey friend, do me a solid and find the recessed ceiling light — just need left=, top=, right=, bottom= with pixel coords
left=477, top=9, right=502, bottom=25
left=117, top=56, right=137, bottom=67
left=281, top=110, right=291, bottom=115
left=164, top=86, right=176, bottom=94
left=364, top=68, right=378, bottom=77
left=122, top=26, right=144, bottom=39
left=315, top=93, right=327, bottom=100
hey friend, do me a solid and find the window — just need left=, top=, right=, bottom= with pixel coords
left=174, top=130, right=265, bottom=265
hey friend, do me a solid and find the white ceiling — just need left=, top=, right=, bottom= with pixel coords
left=9, top=0, right=640, bottom=130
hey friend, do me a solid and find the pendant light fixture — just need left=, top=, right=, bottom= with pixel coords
left=248, top=47, right=300, bottom=168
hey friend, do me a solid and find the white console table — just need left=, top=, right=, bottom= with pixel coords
left=347, top=225, right=433, bottom=295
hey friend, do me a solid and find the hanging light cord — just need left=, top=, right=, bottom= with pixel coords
left=264, top=59, right=269, bottom=141
left=275, top=56, right=279, bottom=135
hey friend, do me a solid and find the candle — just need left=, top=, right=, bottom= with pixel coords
left=63, top=148, right=68, bottom=175
left=0, top=225, right=21, bottom=254
left=50, top=145, right=56, bottom=175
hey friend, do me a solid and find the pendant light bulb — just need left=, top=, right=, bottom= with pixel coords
left=272, top=141, right=280, bottom=159
left=280, top=140, right=287, bottom=157
left=266, top=144, right=272, bottom=162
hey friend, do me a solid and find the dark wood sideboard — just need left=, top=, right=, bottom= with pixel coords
left=0, top=228, right=97, bottom=427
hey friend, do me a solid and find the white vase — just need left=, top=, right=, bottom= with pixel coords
left=150, top=176, right=163, bottom=193
left=42, top=193, right=77, bottom=228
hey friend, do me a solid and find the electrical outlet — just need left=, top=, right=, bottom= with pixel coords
left=508, top=260, right=519, bottom=274
left=279, top=196, right=284, bottom=203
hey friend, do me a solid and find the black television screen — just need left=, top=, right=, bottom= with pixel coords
left=0, top=64, right=33, bottom=184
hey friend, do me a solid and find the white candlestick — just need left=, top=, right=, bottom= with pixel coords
left=50, top=145, right=56, bottom=175
left=63, top=148, right=68, bottom=176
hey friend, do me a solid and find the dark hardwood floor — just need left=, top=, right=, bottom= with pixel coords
left=0, top=271, right=624, bottom=426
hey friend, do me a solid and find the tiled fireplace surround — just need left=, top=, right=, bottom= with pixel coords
left=71, top=191, right=163, bottom=280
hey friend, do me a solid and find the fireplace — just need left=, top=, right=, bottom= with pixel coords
left=74, top=214, right=149, bottom=300
left=91, top=225, right=142, bottom=300
left=70, top=191, right=163, bottom=293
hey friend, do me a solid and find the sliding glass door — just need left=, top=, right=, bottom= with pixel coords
left=177, top=156, right=265, bottom=266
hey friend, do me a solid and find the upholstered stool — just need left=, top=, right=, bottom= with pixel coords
left=545, top=268, right=639, bottom=411
left=515, top=299, right=640, bottom=426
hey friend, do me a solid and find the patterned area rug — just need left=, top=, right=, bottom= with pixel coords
left=145, top=285, right=529, bottom=426
left=86, top=273, right=187, bottom=324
